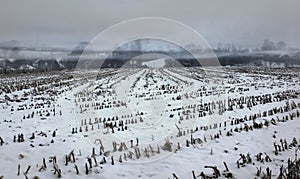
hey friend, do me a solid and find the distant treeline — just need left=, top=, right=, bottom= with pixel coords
left=0, top=52, right=300, bottom=74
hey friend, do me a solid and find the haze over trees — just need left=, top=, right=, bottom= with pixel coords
left=261, top=39, right=287, bottom=51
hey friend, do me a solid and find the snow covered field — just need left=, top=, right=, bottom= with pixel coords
left=0, top=66, right=300, bottom=179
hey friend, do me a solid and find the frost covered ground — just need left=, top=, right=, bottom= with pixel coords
left=0, top=66, right=300, bottom=179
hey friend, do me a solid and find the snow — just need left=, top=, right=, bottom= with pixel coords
left=19, top=65, right=36, bottom=70
left=0, top=66, right=300, bottom=178
left=141, top=58, right=166, bottom=68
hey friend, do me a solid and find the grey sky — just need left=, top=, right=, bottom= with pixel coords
left=0, top=0, right=299, bottom=48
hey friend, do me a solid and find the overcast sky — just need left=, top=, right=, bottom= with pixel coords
left=0, top=0, right=299, bottom=48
